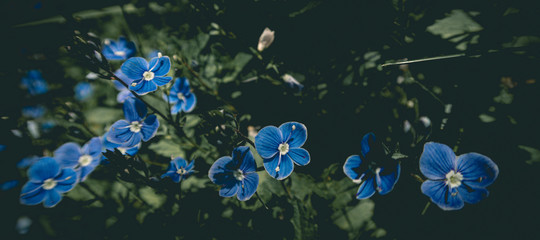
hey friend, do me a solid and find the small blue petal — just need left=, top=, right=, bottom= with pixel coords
left=375, top=164, right=400, bottom=195
left=343, top=155, right=363, bottom=180
left=20, top=187, right=46, bottom=206
left=233, top=146, right=256, bottom=173
left=54, top=142, right=81, bottom=168
left=22, top=105, right=46, bottom=118
left=419, top=142, right=457, bottom=180
left=287, top=148, right=310, bottom=166
left=114, top=69, right=134, bottom=90
left=82, top=137, right=103, bottom=159
left=208, top=156, right=234, bottom=185
left=457, top=185, right=489, bottom=204
left=182, top=93, right=197, bottom=112
left=148, top=56, right=171, bottom=76
left=28, top=157, right=61, bottom=182
left=43, top=190, right=62, bottom=208
left=55, top=168, right=78, bottom=192
left=219, top=182, right=240, bottom=197
left=254, top=126, right=282, bottom=159
left=421, top=180, right=464, bottom=211
left=356, top=177, right=376, bottom=199
left=123, top=98, right=147, bottom=122
left=153, top=76, right=172, bottom=86
left=74, top=82, right=93, bottom=101
left=360, top=132, right=376, bottom=157
left=130, top=80, right=158, bottom=95
left=121, top=57, right=148, bottom=80
left=17, top=156, right=40, bottom=169
left=1, top=180, right=19, bottom=191
left=279, top=122, right=307, bottom=148
left=171, top=102, right=183, bottom=114
left=263, top=154, right=294, bottom=180
left=117, top=90, right=134, bottom=103
left=107, top=120, right=142, bottom=147
left=237, top=173, right=259, bottom=201
left=141, top=115, right=159, bottom=141
left=173, top=157, right=188, bottom=169
left=456, top=153, right=499, bottom=189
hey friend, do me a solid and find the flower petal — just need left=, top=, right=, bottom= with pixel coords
left=55, top=168, right=77, bottom=192
left=233, top=146, right=256, bottom=173
left=43, top=190, right=62, bottom=208
left=343, top=155, right=363, bottom=181
left=279, top=122, right=307, bottom=148
left=456, top=153, right=499, bottom=188
left=175, top=77, right=191, bottom=95
left=28, top=157, right=61, bottom=182
left=20, top=187, right=45, bottom=206
left=263, top=154, right=294, bottom=180
left=360, top=132, right=376, bottom=157
left=182, top=93, right=197, bottom=113
left=82, top=137, right=102, bottom=159
left=356, top=177, right=376, bottom=199
left=171, top=102, right=183, bottom=114
left=237, top=173, right=259, bottom=201
left=148, top=56, right=171, bottom=76
left=419, top=142, right=457, bottom=180
left=141, top=115, right=159, bottom=141
left=421, top=180, right=464, bottom=210
left=121, top=57, right=148, bottom=80
left=457, top=185, right=488, bottom=204
left=153, top=76, right=172, bottom=86
left=173, top=157, right=188, bottom=169
left=375, top=164, right=400, bottom=195
left=209, top=156, right=234, bottom=185
left=107, top=120, right=142, bottom=147
left=130, top=80, right=157, bottom=95
left=287, top=148, right=310, bottom=166
left=20, top=182, right=42, bottom=196
left=219, top=181, right=240, bottom=197
left=255, top=126, right=282, bottom=159
left=53, top=143, right=81, bottom=168
left=123, top=98, right=147, bottom=122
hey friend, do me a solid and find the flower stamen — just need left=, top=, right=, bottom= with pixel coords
left=78, top=155, right=93, bottom=167
left=278, top=143, right=289, bottom=155
left=233, top=169, right=245, bottom=181
left=445, top=170, right=463, bottom=188
left=129, top=121, right=142, bottom=132
left=143, top=71, right=154, bottom=81
left=42, top=178, right=57, bottom=190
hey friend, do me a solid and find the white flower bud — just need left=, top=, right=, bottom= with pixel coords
left=257, top=28, right=275, bottom=51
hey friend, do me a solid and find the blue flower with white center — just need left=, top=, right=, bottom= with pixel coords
left=121, top=55, right=172, bottom=95
left=419, top=142, right=499, bottom=210
left=343, top=133, right=401, bottom=199
left=22, top=105, right=46, bottom=118
left=167, top=77, right=197, bottom=114
left=20, top=157, right=77, bottom=208
left=107, top=97, right=159, bottom=148
left=102, top=37, right=136, bottom=60
left=254, top=122, right=310, bottom=180
left=21, top=70, right=48, bottom=95
left=74, top=82, right=93, bottom=101
left=208, top=146, right=259, bottom=201
left=161, top=157, right=195, bottom=183
left=101, top=132, right=140, bottom=159
left=113, top=69, right=135, bottom=103
left=54, top=137, right=102, bottom=182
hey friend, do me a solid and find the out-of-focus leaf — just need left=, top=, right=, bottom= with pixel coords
left=148, top=138, right=184, bottom=157
left=479, top=114, right=496, bottom=123
left=85, top=107, right=122, bottom=125
left=518, top=145, right=540, bottom=164
left=426, top=9, right=483, bottom=39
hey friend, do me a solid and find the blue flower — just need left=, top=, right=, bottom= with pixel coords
left=101, top=132, right=140, bottom=156
left=208, top=146, right=259, bottom=201
left=17, top=156, right=40, bottom=169
left=419, top=142, right=499, bottom=210
left=167, top=77, right=197, bottom=114
left=20, top=157, right=77, bottom=208
left=1, top=180, right=19, bottom=191
left=21, top=70, right=48, bottom=95
left=22, top=105, right=46, bottom=118
left=343, top=133, right=401, bottom=199
left=107, top=98, right=159, bottom=148
left=74, top=82, right=93, bottom=101
left=102, top=37, right=136, bottom=60
left=54, top=137, right=103, bottom=182
left=121, top=56, right=172, bottom=95
left=113, top=69, right=135, bottom=103
left=161, top=157, right=195, bottom=182
left=254, top=122, right=310, bottom=180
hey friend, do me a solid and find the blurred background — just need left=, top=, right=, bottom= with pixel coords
left=1, top=0, right=539, bottom=239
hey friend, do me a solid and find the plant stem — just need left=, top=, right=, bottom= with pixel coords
left=254, top=191, right=269, bottom=210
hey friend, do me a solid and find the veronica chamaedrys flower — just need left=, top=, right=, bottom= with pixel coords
left=20, top=157, right=77, bottom=208
left=22, top=105, right=46, bottom=119
left=282, top=74, right=304, bottom=91
left=121, top=54, right=172, bottom=95
left=161, top=157, right=195, bottom=183
left=101, top=132, right=140, bottom=159
left=21, top=70, right=48, bottom=95
left=102, top=37, right=136, bottom=60
left=54, top=137, right=102, bottom=182
left=208, top=146, right=259, bottom=201
left=419, top=142, right=499, bottom=210
left=74, top=82, right=93, bottom=101
left=168, top=77, right=196, bottom=114
left=257, top=27, right=275, bottom=51
left=343, top=133, right=401, bottom=199
left=255, top=122, right=310, bottom=180
left=107, top=97, right=159, bottom=148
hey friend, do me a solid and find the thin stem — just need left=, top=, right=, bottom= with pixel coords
left=421, top=201, right=431, bottom=215
left=254, top=191, right=269, bottom=210
left=413, top=79, right=445, bottom=107
left=280, top=180, right=293, bottom=199
left=380, top=53, right=467, bottom=68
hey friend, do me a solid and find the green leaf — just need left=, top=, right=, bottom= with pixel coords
left=148, top=138, right=184, bottom=158
left=479, top=114, right=496, bottom=123
left=85, top=107, right=123, bottom=125
left=518, top=145, right=540, bottom=164
left=426, top=9, right=483, bottom=39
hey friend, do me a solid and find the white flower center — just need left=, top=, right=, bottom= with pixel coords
left=233, top=169, right=245, bottom=181
left=114, top=51, right=126, bottom=56
left=78, top=154, right=93, bottom=167
left=177, top=92, right=185, bottom=101
left=278, top=143, right=289, bottom=155
left=445, top=170, right=463, bottom=188
left=176, top=168, right=187, bottom=175
left=143, top=71, right=154, bottom=81
left=130, top=121, right=142, bottom=132
left=117, top=147, right=128, bottom=155
left=42, top=178, right=57, bottom=190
